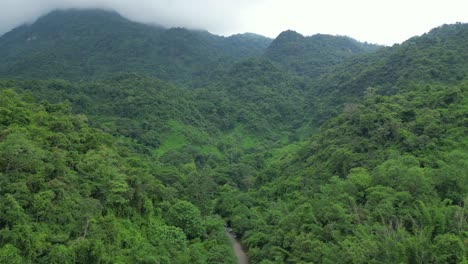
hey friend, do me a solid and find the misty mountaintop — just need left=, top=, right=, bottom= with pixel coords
left=0, top=7, right=467, bottom=264
left=0, top=9, right=378, bottom=86
left=0, top=9, right=271, bottom=85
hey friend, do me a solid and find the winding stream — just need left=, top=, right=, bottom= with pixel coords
left=227, top=232, right=248, bottom=264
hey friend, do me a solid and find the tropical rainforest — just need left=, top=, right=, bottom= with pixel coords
left=0, top=9, right=466, bottom=264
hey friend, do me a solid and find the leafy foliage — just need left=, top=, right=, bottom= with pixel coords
left=217, top=80, right=468, bottom=263
left=0, top=9, right=271, bottom=86
left=0, top=9, right=467, bottom=264
left=0, top=89, right=236, bottom=263
left=265, top=30, right=381, bottom=78
left=307, top=22, right=468, bottom=124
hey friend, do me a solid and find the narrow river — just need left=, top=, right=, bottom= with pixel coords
left=227, top=232, right=248, bottom=264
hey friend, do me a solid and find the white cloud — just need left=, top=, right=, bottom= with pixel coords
left=0, top=0, right=257, bottom=37
left=240, top=0, right=468, bottom=44
left=0, top=0, right=467, bottom=45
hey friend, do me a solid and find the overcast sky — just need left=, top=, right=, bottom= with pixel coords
left=0, top=0, right=467, bottom=45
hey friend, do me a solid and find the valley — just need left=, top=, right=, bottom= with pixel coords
left=0, top=9, right=466, bottom=264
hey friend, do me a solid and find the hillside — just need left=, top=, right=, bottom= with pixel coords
left=217, top=23, right=468, bottom=263
left=195, top=58, right=308, bottom=135
left=219, top=78, right=468, bottom=263
left=0, top=9, right=272, bottom=86
left=265, top=30, right=381, bottom=78
left=305, top=22, right=468, bottom=124
left=0, top=8, right=466, bottom=264
left=0, top=9, right=383, bottom=87
left=0, top=89, right=237, bottom=263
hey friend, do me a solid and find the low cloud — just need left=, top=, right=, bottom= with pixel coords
left=0, top=0, right=260, bottom=36
left=1, top=0, right=467, bottom=44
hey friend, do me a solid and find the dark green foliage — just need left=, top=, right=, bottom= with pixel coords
left=196, top=58, right=307, bottom=136
left=265, top=30, right=381, bottom=78
left=307, top=22, right=468, bottom=124
left=0, top=9, right=272, bottom=86
left=0, top=75, right=216, bottom=148
left=217, top=63, right=468, bottom=264
left=0, top=89, right=236, bottom=263
left=0, top=10, right=467, bottom=263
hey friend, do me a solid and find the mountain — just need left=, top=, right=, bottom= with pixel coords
left=215, top=23, right=468, bottom=263
left=265, top=30, right=381, bottom=77
left=1, top=74, right=217, bottom=147
left=0, top=9, right=272, bottom=86
left=304, top=22, right=468, bottom=124
left=0, top=9, right=467, bottom=264
left=195, top=58, right=308, bottom=135
left=220, top=78, right=468, bottom=263
left=0, top=88, right=239, bottom=263
left=0, top=9, right=384, bottom=86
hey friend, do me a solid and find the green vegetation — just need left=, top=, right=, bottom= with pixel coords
left=265, top=30, right=381, bottom=78
left=0, top=9, right=466, bottom=264
left=0, top=89, right=236, bottom=263
left=0, top=9, right=272, bottom=86
left=218, top=80, right=468, bottom=263
left=306, top=22, right=468, bottom=124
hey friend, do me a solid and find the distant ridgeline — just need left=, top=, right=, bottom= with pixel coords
left=0, top=9, right=379, bottom=86
left=0, top=9, right=271, bottom=86
left=0, top=9, right=467, bottom=264
left=265, top=30, right=380, bottom=78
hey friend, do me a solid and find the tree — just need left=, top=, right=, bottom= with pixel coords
left=0, top=244, right=23, bottom=264
left=165, top=200, right=205, bottom=239
left=432, top=234, right=466, bottom=264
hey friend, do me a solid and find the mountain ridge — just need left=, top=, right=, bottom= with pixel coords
left=0, top=9, right=272, bottom=85
left=0, top=8, right=466, bottom=264
left=0, top=9, right=380, bottom=85
left=295, top=22, right=468, bottom=125
left=265, top=29, right=382, bottom=77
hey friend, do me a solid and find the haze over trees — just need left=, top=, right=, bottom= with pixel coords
left=0, top=9, right=466, bottom=264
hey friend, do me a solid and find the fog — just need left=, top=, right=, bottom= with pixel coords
left=1, top=0, right=467, bottom=45
left=0, top=0, right=259, bottom=36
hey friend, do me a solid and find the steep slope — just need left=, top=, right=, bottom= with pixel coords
left=1, top=11, right=467, bottom=264
left=217, top=27, right=468, bottom=261
left=265, top=30, right=381, bottom=78
left=0, top=9, right=272, bottom=85
left=0, top=89, right=237, bottom=263
left=218, top=79, right=468, bottom=263
left=195, top=58, right=308, bottom=136
left=1, top=60, right=310, bottom=190
left=307, top=23, right=468, bottom=123
left=1, top=74, right=214, bottom=148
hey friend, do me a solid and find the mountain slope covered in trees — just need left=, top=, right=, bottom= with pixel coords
left=219, top=80, right=467, bottom=263
left=215, top=22, right=468, bottom=263
left=265, top=30, right=381, bottom=78
left=0, top=88, right=237, bottom=263
left=305, top=22, right=468, bottom=124
left=0, top=9, right=466, bottom=264
left=0, top=9, right=272, bottom=86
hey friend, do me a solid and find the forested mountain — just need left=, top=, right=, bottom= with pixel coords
left=0, top=9, right=271, bottom=85
left=265, top=30, right=381, bottom=77
left=217, top=22, right=468, bottom=263
left=0, top=8, right=466, bottom=264
left=0, top=88, right=237, bottom=263
left=220, top=79, right=468, bottom=263
left=195, top=58, right=308, bottom=136
left=1, top=75, right=217, bottom=148
left=305, top=22, right=468, bottom=124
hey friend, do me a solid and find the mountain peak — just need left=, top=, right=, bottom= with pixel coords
left=275, top=30, right=305, bottom=42
left=266, top=30, right=380, bottom=77
left=0, top=9, right=271, bottom=85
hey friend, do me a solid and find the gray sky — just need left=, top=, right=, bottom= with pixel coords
left=0, top=0, right=467, bottom=45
